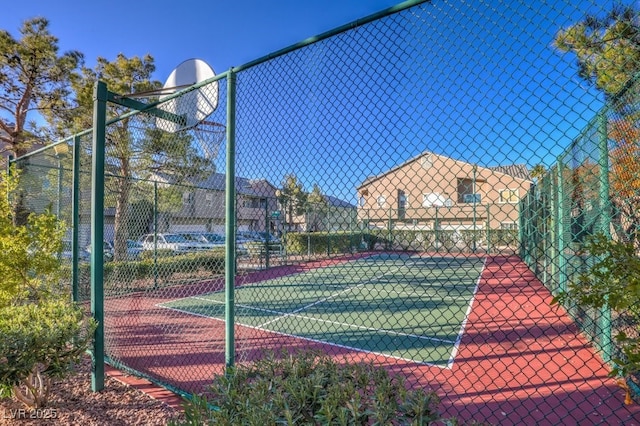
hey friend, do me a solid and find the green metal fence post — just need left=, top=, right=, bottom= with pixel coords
left=91, top=81, right=107, bottom=392
left=306, top=205, right=311, bottom=259
left=327, top=208, right=332, bottom=257
left=486, top=204, right=491, bottom=254
left=518, top=197, right=525, bottom=259
left=71, top=136, right=81, bottom=303
left=265, top=199, right=270, bottom=269
left=434, top=207, right=439, bottom=252
left=225, top=70, right=237, bottom=370
left=597, top=111, right=612, bottom=363
left=550, top=170, right=558, bottom=291
left=472, top=165, right=477, bottom=253
left=387, top=207, right=392, bottom=250
left=153, top=181, right=158, bottom=290
left=557, top=158, right=567, bottom=295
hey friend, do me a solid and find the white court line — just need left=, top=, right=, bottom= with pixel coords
left=446, top=256, right=488, bottom=369
left=158, top=301, right=450, bottom=368
left=156, top=255, right=487, bottom=369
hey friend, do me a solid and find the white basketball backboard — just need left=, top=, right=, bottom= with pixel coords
left=155, top=58, right=219, bottom=133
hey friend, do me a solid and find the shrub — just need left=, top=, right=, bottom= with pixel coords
left=284, top=232, right=365, bottom=256
left=0, top=170, right=97, bottom=408
left=553, top=233, right=640, bottom=403
left=173, top=350, right=461, bottom=425
left=0, top=171, right=66, bottom=307
left=0, top=300, right=97, bottom=408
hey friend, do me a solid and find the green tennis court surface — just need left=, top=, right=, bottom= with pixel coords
left=159, top=253, right=486, bottom=367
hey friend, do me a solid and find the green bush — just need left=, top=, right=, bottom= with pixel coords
left=553, top=234, right=640, bottom=402
left=0, top=300, right=97, bottom=408
left=284, top=232, right=365, bottom=255
left=172, top=350, right=467, bottom=426
left=0, top=172, right=66, bottom=307
left=488, top=229, right=518, bottom=247
left=140, top=249, right=175, bottom=260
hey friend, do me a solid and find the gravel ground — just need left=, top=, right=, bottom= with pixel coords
left=0, top=358, right=185, bottom=425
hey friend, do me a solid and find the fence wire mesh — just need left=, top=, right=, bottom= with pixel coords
left=8, top=0, right=640, bottom=424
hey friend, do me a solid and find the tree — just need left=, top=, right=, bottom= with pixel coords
left=555, top=5, right=640, bottom=98
left=278, top=174, right=307, bottom=232
left=0, top=18, right=82, bottom=158
left=608, top=119, right=640, bottom=244
left=306, top=183, right=328, bottom=232
left=556, top=6, right=640, bottom=246
left=530, top=164, right=546, bottom=182
left=60, top=54, right=214, bottom=260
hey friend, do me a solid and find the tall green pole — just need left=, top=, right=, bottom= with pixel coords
left=557, top=158, right=567, bottom=295
left=264, top=198, right=270, bottom=269
left=434, top=207, right=439, bottom=252
left=225, top=70, right=237, bottom=370
left=597, top=112, right=612, bottom=363
left=91, top=81, right=107, bottom=392
left=550, top=170, right=558, bottom=291
left=387, top=207, right=392, bottom=250
left=71, top=136, right=81, bottom=303
left=486, top=204, right=491, bottom=254
left=306, top=205, right=311, bottom=259
left=472, top=165, right=477, bottom=253
left=153, top=181, right=158, bottom=290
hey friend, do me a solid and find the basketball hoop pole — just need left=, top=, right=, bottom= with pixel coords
left=225, top=71, right=237, bottom=370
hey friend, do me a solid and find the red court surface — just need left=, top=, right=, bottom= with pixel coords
left=103, top=255, right=640, bottom=425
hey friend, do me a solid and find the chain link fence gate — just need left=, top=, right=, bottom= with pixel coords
left=9, top=0, right=640, bottom=424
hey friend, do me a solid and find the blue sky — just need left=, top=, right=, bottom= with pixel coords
left=0, top=0, right=402, bottom=81
left=1, top=1, right=613, bottom=203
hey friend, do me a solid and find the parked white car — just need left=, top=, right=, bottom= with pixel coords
left=194, top=232, right=249, bottom=256
left=139, top=233, right=216, bottom=253
left=84, top=240, right=115, bottom=262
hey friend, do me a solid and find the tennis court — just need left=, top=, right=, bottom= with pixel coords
left=158, top=253, right=486, bottom=367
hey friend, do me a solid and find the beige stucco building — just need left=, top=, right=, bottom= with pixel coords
left=356, top=151, right=532, bottom=232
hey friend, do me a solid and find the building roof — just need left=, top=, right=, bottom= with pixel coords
left=357, top=151, right=532, bottom=189
left=153, top=171, right=277, bottom=198
left=155, top=171, right=354, bottom=207
left=488, top=164, right=531, bottom=181
left=324, top=194, right=356, bottom=209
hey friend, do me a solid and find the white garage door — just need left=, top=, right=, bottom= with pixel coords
left=169, top=224, right=208, bottom=233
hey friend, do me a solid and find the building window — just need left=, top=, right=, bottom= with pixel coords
left=182, top=191, right=194, bottom=205
left=205, top=193, right=214, bottom=207
left=242, top=198, right=263, bottom=209
left=499, top=189, right=519, bottom=203
left=463, top=193, right=481, bottom=203
left=359, top=196, right=366, bottom=207
left=398, top=190, right=407, bottom=220
left=458, top=178, right=481, bottom=203
left=377, top=195, right=386, bottom=208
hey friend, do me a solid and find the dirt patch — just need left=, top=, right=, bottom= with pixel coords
left=0, top=357, right=185, bottom=426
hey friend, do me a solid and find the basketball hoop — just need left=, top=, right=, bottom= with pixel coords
left=190, top=120, right=226, bottom=160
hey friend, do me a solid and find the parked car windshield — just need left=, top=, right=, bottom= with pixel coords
left=164, top=234, right=190, bottom=243
left=201, top=233, right=224, bottom=243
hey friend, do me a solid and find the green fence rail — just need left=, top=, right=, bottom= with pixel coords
left=8, top=0, right=640, bottom=424
left=520, top=74, right=640, bottom=404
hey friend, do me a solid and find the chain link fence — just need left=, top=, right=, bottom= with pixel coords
left=9, top=0, right=640, bottom=424
left=520, top=74, right=640, bottom=411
